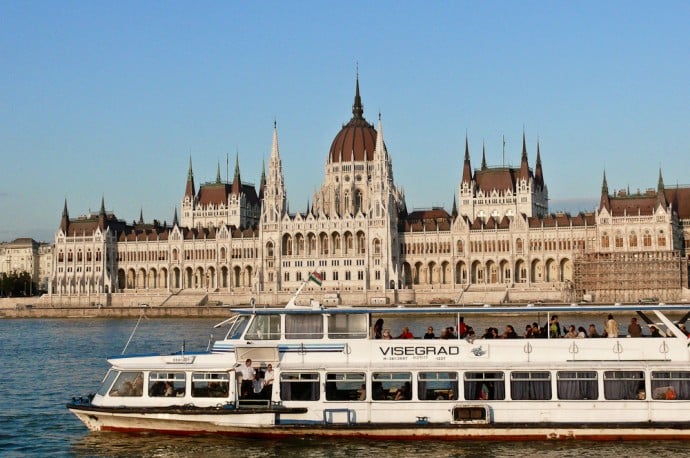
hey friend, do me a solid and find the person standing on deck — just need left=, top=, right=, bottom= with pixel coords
left=605, top=314, right=619, bottom=338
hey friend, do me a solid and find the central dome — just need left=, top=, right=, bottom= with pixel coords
left=328, top=78, right=377, bottom=163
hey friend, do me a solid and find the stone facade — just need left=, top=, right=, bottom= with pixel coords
left=46, top=78, right=690, bottom=305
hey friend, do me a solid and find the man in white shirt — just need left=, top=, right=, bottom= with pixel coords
left=260, top=364, right=275, bottom=399
left=236, top=358, right=256, bottom=398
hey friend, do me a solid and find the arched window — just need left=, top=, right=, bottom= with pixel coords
left=658, top=230, right=666, bottom=247
left=629, top=232, right=637, bottom=248
left=266, top=242, right=274, bottom=258
left=601, top=233, right=610, bottom=249
left=643, top=231, right=652, bottom=247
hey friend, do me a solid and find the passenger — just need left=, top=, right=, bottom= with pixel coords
left=164, top=381, right=175, bottom=397
left=523, top=324, right=533, bottom=338
left=649, top=325, right=662, bottom=338
left=397, top=326, right=414, bottom=339
left=132, top=374, right=144, bottom=396
left=372, top=381, right=386, bottom=400
left=120, top=381, right=134, bottom=397
left=149, top=381, right=165, bottom=396
left=373, top=318, right=384, bottom=339
left=665, top=386, right=677, bottom=400
left=382, top=329, right=392, bottom=339
left=605, top=314, right=619, bottom=338
left=501, top=325, right=518, bottom=339
left=358, top=384, right=366, bottom=401
left=482, top=327, right=497, bottom=339
left=628, top=317, right=642, bottom=337
left=531, top=323, right=542, bottom=338
left=447, top=388, right=455, bottom=400
left=457, top=317, right=468, bottom=338
left=236, top=358, right=256, bottom=398
left=424, top=327, right=436, bottom=339
left=549, top=316, right=562, bottom=338
left=465, top=329, right=476, bottom=343
left=589, top=324, right=600, bottom=338
left=564, top=325, right=578, bottom=338
left=577, top=326, right=588, bottom=338
left=395, top=382, right=411, bottom=400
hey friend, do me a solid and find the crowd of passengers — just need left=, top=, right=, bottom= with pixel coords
left=372, top=315, right=690, bottom=341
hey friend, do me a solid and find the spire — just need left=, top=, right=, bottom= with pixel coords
left=599, top=171, right=611, bottom=211
left=185, top=156, right=195, bottom=199
left=451, top=195, right=458, bottom=218
left=259, top=158, right=266, bottom=200
left=461, top=135, right=472, bottom=184
left=534, top=141, right=544, bottom=190
left=60, top=198, right=70, bottom=233
left=98, top=195, right=106, bottom=230
left=216, top=161, right=222, bottom=184
left=657, top=168, right=667, bottom=208
left=352, top=72, right=364, bottom=120
left=232, top=153, right=242, bottom=195
left=374, top=112, right=386, bottom=161
left=481, top=142, right=487, bottom=170
left=139, top=208, right=144, bottom=225
left=519, top=130, right=530, bottom=179
left=172, top=207, right=179, bottom=227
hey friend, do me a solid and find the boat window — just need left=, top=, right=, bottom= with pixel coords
left=148, top=372, right=186, bottom=397
left=96, top=369, right=120, bottom=397
left=327, top=313, right=368, bottom=339
left=372, top=372, right=412, bottom=401
left=325, top=373, right=366, bottom=401
left=285, top=314, right=323, bottom=339
left=192, top=372, right=230, bottom=398
left=464, top=372, right=506, bottom=401
left=651, top=371, right=690, bottom=400
left=418, top=372, right=458, bottom=401
left=226, top=316, right=250, bottom=340
left=556, top=371, right=598, bottom=400
left=604, top=371, right=645, bottom=400
left=108, top=371, right=144, bottom=397
left=280, top=373, right=320, bottom=401
left=510, top=371, right=551, bottom=400
left=245, top=315, right=281, bottom=340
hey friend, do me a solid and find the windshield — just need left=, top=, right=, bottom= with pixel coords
left=225, top=316, right=250, bottom=339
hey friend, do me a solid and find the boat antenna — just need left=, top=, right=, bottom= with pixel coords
left=122, top=310, right=148, bottom=355
left=206, top=333, right=213, bottom=351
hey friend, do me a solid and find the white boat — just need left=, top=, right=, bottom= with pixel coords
left=68, top=284, right=690, bottom=440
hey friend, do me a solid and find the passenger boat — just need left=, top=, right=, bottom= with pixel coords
left=68, top=285, right=690, bottom=440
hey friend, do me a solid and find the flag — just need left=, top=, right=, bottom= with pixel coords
left=308, top=271, right=323, bottom=286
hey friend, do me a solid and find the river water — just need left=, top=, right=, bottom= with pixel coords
left=1, top=315, right=688, bottom=457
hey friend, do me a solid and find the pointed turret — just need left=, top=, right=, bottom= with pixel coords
left=216, top=161, right=222, bottom=184
left=60, top=198, right=70, bottom=233
left=185, top=156, right=195, bottom=199
left=259, top=158, right=266, bottom=200
left=534, top=141, right=544, bottom=190
left=599, top=171, right=611, bottom=211
left=352, top=73, right=364, bottom=120
left=461, top=135, right=473, bottom=184
left=98, top=195, right=106, bottom=230
left=138, top=208, right=144, bottom=225
left=519, top=131, right=530, bottom=179
left=172, top=207, right=179, bottom=227
left=263, top=120, right=286, bottom=220
left=481, top=141, right=487, bottom=170
left=231, top=153, right=242, bottom=195
left=451, top=195, right=458, bottom=218
left=657, top=168, right=667, bottom=208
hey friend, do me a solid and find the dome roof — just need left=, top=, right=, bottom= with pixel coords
left=328, top=78, right=377, bottom=163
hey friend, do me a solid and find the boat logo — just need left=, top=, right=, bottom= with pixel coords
left=471, top=346, right=486, bottom=357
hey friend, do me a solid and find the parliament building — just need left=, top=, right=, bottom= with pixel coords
left=49, top=79, right=690, bottom=306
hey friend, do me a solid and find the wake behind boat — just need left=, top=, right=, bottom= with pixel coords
left=68, top=277, right=690, bottom=440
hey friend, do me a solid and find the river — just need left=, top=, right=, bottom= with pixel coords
left=1, top=314, right=687, bottom=457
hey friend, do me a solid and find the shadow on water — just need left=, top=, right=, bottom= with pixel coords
left=68, top=433, right=690, bottom=458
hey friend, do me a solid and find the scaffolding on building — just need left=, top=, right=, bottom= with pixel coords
left=573, top=251, right=686, bottom=303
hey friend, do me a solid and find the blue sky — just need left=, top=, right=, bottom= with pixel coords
left=1, top=1, right=689, bottom=242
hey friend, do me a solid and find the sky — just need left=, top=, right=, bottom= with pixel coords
left=1, top=1, right=689, bottom=242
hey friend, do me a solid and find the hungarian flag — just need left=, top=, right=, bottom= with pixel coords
left=308, top=271, right=323, bottom=286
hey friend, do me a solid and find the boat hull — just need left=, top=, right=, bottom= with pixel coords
left=68, top=406, right=690, bottom=440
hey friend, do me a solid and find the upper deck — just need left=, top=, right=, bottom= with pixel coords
left=211, top=304, right=690, bottom=367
